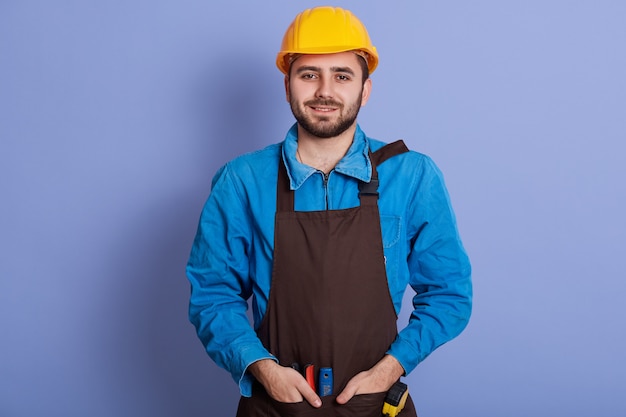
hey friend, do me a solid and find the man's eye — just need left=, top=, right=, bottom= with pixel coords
left=337, top=75, right=351, bottom=81
left=301, top=74, right=317, bottom=79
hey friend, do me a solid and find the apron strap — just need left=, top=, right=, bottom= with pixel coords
left=276, top=156, right=293, bottom=212
left=359, top=140, right=409, bottom=205
left=370, top=140, right=410, bottom=167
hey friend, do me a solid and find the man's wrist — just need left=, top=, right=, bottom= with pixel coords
left=378, top=355, right=405, bottom=384
left=248, top=358, right=277, bottom=383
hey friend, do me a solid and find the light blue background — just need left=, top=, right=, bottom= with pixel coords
left=1, top=1, right=625, bottom=416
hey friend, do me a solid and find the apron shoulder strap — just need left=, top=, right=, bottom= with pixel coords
left=370, top=140, right=410, bottom=167
left=276, top=155, right=294, bottom=212
left=359, top=140, right=409, bottom=203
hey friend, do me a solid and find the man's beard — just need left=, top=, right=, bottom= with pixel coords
left=290, top=93, right=362, bottom=139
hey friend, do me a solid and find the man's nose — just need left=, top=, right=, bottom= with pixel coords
left=315, top=76, right=334, bottom=98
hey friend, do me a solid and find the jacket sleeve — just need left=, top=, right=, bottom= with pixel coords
left=386, top=155, right=473, bottom=374
left=186, top=164, right=275, bottom=396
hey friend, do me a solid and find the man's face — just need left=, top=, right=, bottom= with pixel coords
left=286, top=52, right=372, bottom=139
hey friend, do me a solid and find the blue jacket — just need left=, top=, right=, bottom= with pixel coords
left=187, top=124, right=472, bottom=396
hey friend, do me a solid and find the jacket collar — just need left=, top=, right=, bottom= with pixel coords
left=281, top=123, right=372, bottom=190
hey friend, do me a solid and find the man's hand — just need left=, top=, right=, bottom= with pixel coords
left=249, top=359, right=322, bottom=408
left=336, top=355, right=404, bottom=405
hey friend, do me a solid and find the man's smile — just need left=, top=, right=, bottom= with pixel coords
left=305, top=100, right=342, bottom=114
left=310, top=106, right=337, bottom=112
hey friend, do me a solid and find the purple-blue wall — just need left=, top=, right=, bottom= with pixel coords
left=2, top=1, right=625, bottom=416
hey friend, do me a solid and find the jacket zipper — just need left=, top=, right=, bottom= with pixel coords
left=322, top=171, right=330, bottom=210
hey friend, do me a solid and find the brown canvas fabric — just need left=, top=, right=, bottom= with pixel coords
left=237, top=141, right=417, bottom=417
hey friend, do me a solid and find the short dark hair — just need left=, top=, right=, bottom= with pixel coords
left=356, top=54, right=370, bottom=83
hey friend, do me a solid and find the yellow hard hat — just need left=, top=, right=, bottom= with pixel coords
left=276, top=6, right=378, bottom=75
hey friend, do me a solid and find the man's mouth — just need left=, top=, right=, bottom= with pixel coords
left=306, top=100, right=342, bottom=113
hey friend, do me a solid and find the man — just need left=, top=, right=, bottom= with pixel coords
left=187, top=6, right=472, bottom=416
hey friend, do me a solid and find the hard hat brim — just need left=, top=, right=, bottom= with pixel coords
left=276, top=47, right=379, bottom=75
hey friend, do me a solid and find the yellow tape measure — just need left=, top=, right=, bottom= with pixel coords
left=382, top=381, right=409, bottom=417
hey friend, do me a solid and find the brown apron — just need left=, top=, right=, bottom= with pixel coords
left=237, top=141, right=417, bottom=417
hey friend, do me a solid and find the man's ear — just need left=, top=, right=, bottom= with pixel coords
left=284, top=76, right=290, bottom=102
left=360, top=78, right=372, bottom=107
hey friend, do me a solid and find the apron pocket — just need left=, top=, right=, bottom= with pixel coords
left=270, top=392, right=387, bottom=417
left=335, top=392, right=387, bottom=417
left=270, top=399, right=327, bottom=417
